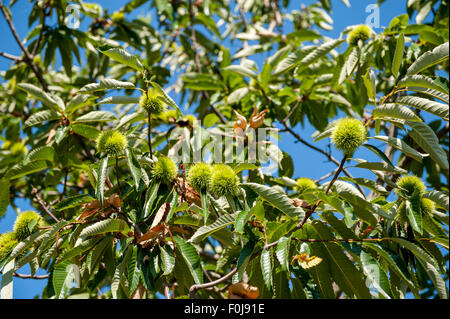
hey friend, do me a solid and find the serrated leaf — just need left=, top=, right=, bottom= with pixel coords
left=188, top=213, right=238, bottom=243
left=354, top=161, right=408, bottom=174
left=0, top=260, right=14, bottom=299
left=406, top=200, right=423, bottom=234
left=25, top=146, right=55, bottom=163
left=80, top=219, right=130, bottom=238
left=99, top=96, right=140, bottom=104
left=173, top=236, right=203, bottom=285
left=18, top=83, right=61, bottom=111
left=79, top=79, right=135, bottom=92
left=125, top=147, right=141, bottom=190
left=391, top=238, right=439, bottom=269
left=244, top=183, right=304, bottom=219
left=224, top=65, right=258, bottom=79
left=53, top=260, right=75, bottom=299
left=260, top=249, right=272, bottom=290
left=74, top=111, right=116, bottom=123
left=5, top=160, right=48, bottom=180
left=66, top=94, right=93, bottom=114
left=398, top=75, right=449, bottom=95
left=416, top=258, right=448, bottom=299
left=275, top=237, right=290, bottom=272
left=160, top=245, right=175, bottom=276
left=54, top=194, right=94, bottom=211
left=406, top=121, right=449, bottom=171
left=96, top=155, right=109, bottom=206
left=371, top=136, right=425, bottom=163
left=422, top=191, right=449, bottom=211
left=407, top=42, right=449, bottom=75
left=23, top=110, right=61, bottom=128
left=98, top=46, right=144, bottom=72
left=373, top=103, right=422, bottom=121
left=392, top=33, right=404, bottom=80
left=71, top=123, right=101, bottom=140
left=0, top=179, right=10, bottom=218
left=149, top=82, right=182, bottom=116
left=394, top=96, right=449, bottom=121
left=360, top=250, right=392, bottom=298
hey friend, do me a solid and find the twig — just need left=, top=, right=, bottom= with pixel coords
left=187, top=0, right=226, bottom=124
left=189, top=268, right=237, bottom=298
left=147, top=111, right=153, bottom=158
left=31, top=186, right=60, bottom=222
left=0, top=50, right=21, bottom=61
left=0, top=0, right=48, bottom=91
left=13, top=272, right=49, bottom=279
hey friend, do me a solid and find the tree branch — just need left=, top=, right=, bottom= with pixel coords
left=189, top=267, right=237, bottom=298
left=31, top=186, right=60, bottom=222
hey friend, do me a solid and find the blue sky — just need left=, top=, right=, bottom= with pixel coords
left=0, top=0, right=440, bottom=298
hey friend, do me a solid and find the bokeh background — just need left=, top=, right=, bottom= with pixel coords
left=0, top=0, right=440, bottom=298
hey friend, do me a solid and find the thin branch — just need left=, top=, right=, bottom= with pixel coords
left=31, top=186, right=60, bottom=222
left=0, top=50, right=21, bottom=61
left=187, top=0, right=227, bottom=124
left=189, top=267, right=237, bottom=298
left=0, top=0, right=48, bottom=91
left=13, top=272, right=49, bottom=280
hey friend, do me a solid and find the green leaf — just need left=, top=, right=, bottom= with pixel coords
left=0, top=260, right=14, bottom=299
left=406, top=121, right=449, bottom=171
left=54, top=194, right=94, bottom=211
left=80, top=219, right=130, bottom=238
left=392, top=33, right=404, bottom=80
left=391, top=238, right=439, bottom=269
left=310, top=221, right=372, bottom=299
left=360, top=250, right=392, bottom=298
left=244, top=183, right=305, bottom=219
left=275, top=237, right=290, bottom=272
left=74, top=111, right=116, bottom=123
left=298, top=39, right=345, bottom=71
left=398, top=75, right=449, bottom=95
left=260, top=249, right=273, bottom=290
left=224, top=65, right=258, bottom=79
left=354, top=161, right=408, bottom=175
left=422, top=190, right=449, bottom=211
left=79, top=79, right=135, bottom=92
left=188, top=212, right=238, bottom=243
left=173, top=236, right=203, bottom=285
left=149, top=82, right=183, bottom=116
left=362, top=243, right=416, bottom=291
left=406, top=200, right=423, bottom=234
left=53, top=260, right=75, bottom=299
left=373, top=103, right=422, bottom=121
left=362, top=144, right=395, bottom=168
left=71, top=123, right=101, bottom=140
left=416, top=258, right=448, bottom=299
left=371, top=136, right=426, bottom=163
left=23, top=110, right=61, bottom=128
left=97, top=46, right=144, bottom=72
left=234, top=210, right=250, bottom=235
left=338, top=177, right=387, bottom=195
left=227, top=87, right=250, bottom=104
left=5, top=160, right=48, bottom=180
left=66, top=94, right=93, bottom=114
left=125, top=147, right=141, bottom=190
left=24, top=146, right=55, bottom=163
left=127, top=246, right=140, bottom=294
left=407, top=42, right=449, bottom=75
left=142, top=181, right=160, bottom=220
left=160, top=245, right=175, bottom=276
left=18, top=83, right=61, bottom=111
left=0, top=179, right=10, bottom=218
left=363, top=68, right=377, bottom=101
left=58, top=237, right=102, bottom=262
left=196, top=13, right=221, bottom=38
left=99, top=96, right=140, bottom=104
left=394, top=96, right=449, bottom=121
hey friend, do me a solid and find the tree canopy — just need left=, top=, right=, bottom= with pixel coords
left=0, top=0, right=448, bottom=299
